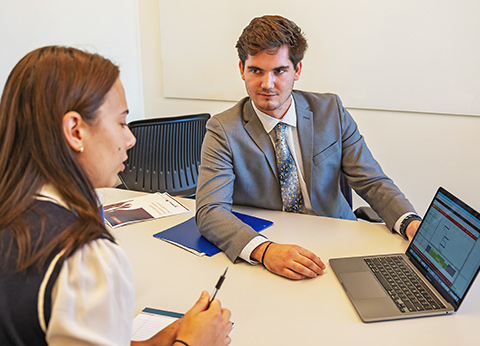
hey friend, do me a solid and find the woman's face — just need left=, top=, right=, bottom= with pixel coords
left=77, top=79, right=136, bottom=188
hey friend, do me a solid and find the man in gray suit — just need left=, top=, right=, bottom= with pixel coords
left=196, top=15, right=421, bottom=280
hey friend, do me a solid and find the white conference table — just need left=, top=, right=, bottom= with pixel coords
left=98, top=188, right=480, bottom=346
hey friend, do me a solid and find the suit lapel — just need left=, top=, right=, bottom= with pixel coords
left=243, top=101, right=278, bottom=178
left=294, top=92, right=314, bottom=192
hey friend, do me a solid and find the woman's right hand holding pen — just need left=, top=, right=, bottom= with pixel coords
left=174, top=291, right=232, bottom=346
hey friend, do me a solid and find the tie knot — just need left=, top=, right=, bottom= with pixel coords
left=274, top=122, right=287, bottom=139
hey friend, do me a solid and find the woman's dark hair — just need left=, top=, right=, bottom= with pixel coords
left=0, top=46, right=119, bottom=272
left=236, top=15, right=308, bottom=68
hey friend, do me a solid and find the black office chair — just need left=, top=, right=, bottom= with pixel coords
left=118, top=113, right=210, bottom=197
left=339, top=173, right=383, bottom=223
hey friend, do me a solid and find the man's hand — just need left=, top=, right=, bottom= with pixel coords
left=251, top=242, right=326, bottom=280
left=405, top=220, right=421, bottom=242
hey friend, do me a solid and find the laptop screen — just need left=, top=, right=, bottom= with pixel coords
left=407, top=187, right=480, bottom=310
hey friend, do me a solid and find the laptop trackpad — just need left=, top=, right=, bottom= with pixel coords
left=340, top=272, right=387, bottom=299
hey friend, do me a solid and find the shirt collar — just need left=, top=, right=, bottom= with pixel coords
left=36, top=184, right=70, bottom=210
left=251, top=95, right=297, bottom=134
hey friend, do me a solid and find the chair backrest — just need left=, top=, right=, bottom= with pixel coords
left=118, top=113, right=210, bottom=197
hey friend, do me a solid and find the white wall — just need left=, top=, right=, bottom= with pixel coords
left=138, top=0, right=233, bottom=118
left=351, top=109, right=479, bottom=215
left=158, top=0, right=480, bottom=116
left=0, top=0, right=144, bottom=123
left=139, top=0, right=480, bottom=214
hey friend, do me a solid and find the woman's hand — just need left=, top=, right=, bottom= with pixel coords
left=175, top=291, right=232, bottom=346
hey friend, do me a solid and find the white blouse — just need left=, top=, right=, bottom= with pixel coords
left=43, top=235, right=135, bottom=345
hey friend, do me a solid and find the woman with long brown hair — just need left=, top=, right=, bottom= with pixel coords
left=0, top=46, right=232, bottom=346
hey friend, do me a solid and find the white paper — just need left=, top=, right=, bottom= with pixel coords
left=103, top=192, right=189, bottom=228
left=131, top=309, right=181, bottom=341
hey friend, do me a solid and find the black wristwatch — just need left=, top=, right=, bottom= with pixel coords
left=399, top=214, right=422, bottom=239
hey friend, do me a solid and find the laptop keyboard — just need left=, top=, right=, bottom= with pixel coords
left=364, top=256, right=446, bottom=313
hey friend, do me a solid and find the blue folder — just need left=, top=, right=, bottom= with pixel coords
left=153, top=212, right=273, bottom=256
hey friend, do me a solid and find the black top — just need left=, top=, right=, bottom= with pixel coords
left=0, top=200, right=76, bottom=346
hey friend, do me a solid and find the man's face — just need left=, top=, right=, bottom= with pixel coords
left=239, top=45, right=302, bottom=119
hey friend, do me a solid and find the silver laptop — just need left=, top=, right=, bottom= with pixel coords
left=330, top=187, right=480, bottom=322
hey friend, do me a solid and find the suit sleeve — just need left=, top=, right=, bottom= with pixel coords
left=336, top=95, right=416, bottom=231
left=195, top=116, right=262, bottom=262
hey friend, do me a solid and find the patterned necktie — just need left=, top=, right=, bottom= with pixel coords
left=273, top=122, right=305, bottom=213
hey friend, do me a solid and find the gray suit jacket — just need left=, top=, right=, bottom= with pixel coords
left=196, top=91, right=415, bottom=261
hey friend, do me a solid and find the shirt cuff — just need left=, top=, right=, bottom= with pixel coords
left=394, top=212, right=421, bottom=235
left=239, top=235, right=269, bottom=264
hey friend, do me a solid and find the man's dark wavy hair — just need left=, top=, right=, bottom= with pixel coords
left=236, top=15, right=308, bottom=68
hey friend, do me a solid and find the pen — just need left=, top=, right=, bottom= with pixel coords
left=208, top=267, right=228, bottom=308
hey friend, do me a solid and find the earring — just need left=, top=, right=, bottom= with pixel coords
left=79, top=147, right=84, bottom=153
